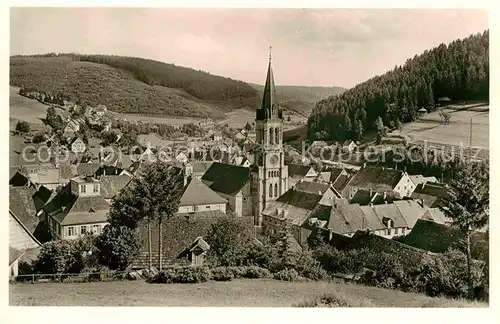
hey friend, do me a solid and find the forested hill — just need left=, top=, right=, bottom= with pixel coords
left=307, top=30, right=489, bottom=141
left=10, top=53, right=343, bottom=119
left=248, top=83, right=346, bottom=117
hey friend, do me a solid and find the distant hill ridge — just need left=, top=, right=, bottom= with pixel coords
left=10, top=53, right=345, bottom=120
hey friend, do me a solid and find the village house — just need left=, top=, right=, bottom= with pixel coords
left=342, top=166, right=415, bottom=200
left=42, top=176, right=110, bottom=240
left=185, top=161, right=213, bottom=180
left=409, top=174, right=439, bottom=187
left=287, top=164, right=318, bottom=187
left=70, top=136, right=86, bottom=154
left=323, top=199, right=427, bottom=239
left=410, top=182, right=449, bottom=208
left=98, top=174, right=132, bottom=204
left=342, top=140, right=357, bottom=153
left=177, top=178, right=227, bottom=214
left=201, top=162, right=253, bottom=217
left=261, top=181, right=346, bottom=235
left=63, top=118, right=83, bottom=138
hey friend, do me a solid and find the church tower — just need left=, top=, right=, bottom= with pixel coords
left=252, top=47, right=289, bottom=227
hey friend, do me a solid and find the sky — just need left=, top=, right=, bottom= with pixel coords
left=10, top=8, right=488, bottom=88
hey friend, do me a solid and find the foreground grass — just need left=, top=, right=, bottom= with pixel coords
left=9, top=279, right=486, bottom=307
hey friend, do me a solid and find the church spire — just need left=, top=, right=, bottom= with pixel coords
left=256, top=46, right=277, bottom=121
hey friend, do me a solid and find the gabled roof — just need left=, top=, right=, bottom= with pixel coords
left=393, top=200, right=427, bottom=229
left=328, top=203, right=366, bottom=234
left=409, top=175, right=438, bottom=187
left=295, top=181, right=331, bottom=195
left=191, top=161, right=214, bottom=174
left=77, top=163, right=101, bottom=176
left=9, top=171, right=30, bottom=186
left=179, top=178, right=227, bottom=206
left=275, top=188, right=323, bottom=210
left=201, top=162, right=250, bottom=195
left=99, top=175, right=132, bottom=199
left=348, top=166, right=405, bottom=192
left=410, top=182, right=448, bottom=208
left=401, top=219, right=487, bottom=260
left=9, top=246, right=24, bottom=265
left=349, top=189, right=378, bottom=205
left=333, top=174, right=350, bottom=191
left=189, top=237, right=210, bottom=252
left=9, top=186, right=38, bottom=233
left=372, top=203, right=408, bottom=228
left=9, top=210, right=42, bottom=250
left=32, top=186, right=56, bottom=211
left=44, top=185, right=110, bottom=226
left=288, top=164, right=316, bottom=178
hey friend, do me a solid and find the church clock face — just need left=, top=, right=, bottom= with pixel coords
left=270, top=155, right=279, bottom=165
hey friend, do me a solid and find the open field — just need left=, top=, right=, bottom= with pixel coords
left=396, top=103, right=489, bottom=150
left=9, top=279, right=486, bottom=307
left=116, top=113, right=203, bottom=126
left=218, top=107, right=306, bottom=131
left=9, top=86, right=48, bottom=125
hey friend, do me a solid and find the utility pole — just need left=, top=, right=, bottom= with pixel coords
left=469, top=117, right=472, bottom=162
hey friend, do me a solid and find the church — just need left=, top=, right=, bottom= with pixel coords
left=200, top=49, right=289, bottom=228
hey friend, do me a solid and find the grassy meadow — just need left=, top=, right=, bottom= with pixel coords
left=397, top=103, right=489, bottom=150
left=9, top=279, right=486, bottom=307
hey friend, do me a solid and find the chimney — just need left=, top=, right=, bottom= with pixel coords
left=420, top=198, right=425, bottom=207
left=369, top=188, right=373, bottom=196
left=318, top=190, right=322, bottom=195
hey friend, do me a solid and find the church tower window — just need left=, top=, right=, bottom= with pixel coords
left=275, top=127, right=279, bottom=144
left=269, top=184, right=273, bottom=197
left=269, top=128, right=274, bottom=145
left=274, top=183, right=278, bottom=197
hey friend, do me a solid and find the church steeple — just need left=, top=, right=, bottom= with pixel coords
left=256, top=46, right=277, bottom=121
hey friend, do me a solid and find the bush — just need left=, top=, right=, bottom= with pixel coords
left=212, top=267, right=234, bottom=281
left=273, top=268, right=300, bottom=282
left=151, top=266, right=213, bottom=284
left=243, top=266, right=272, bottom=279
left=95, top=225, right=140, bottom=270
left=33, top=235, right=96, bottom=274
left=295, top=293, right=375, bottom=307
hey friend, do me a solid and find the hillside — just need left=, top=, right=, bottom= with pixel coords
left=10, top=54, right=345, bottom=120
left=307, top=30, right=489, bottom=141
left=249, top=83, right=346, bottom=117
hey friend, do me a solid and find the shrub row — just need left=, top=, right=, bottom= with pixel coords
left=150, top=266, right=272, bottom=284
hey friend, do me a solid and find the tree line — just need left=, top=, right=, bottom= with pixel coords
left=307, top=30, right=489, bottom=141
left=69, top=54, right=258, bottom=101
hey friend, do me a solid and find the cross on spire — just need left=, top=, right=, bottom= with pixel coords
left=269, top=46, right=272, bottom=63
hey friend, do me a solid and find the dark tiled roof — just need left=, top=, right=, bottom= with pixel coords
left=295, top=181, right=331, bottom=195
left=201, top=162, right=250, bottom=195
left=99, top=175, right=132, bottom=199
left=349, top=189, right=377, bottom=205
left=9, top=171, right=29, bottom=186
left=276, top=188, right=323, bottom=210
left=9, top=186, right=38, bottom=233
left=44, top=185, right=110, bottom=225
left=288, top=164, right=314, bottom=178
left=333, top=174, right=350, bottom=191
left=77, top=163, right=101, bottom=176
left=411, top=182, right=449, bottom=208
left=349, top=167, right=404, bottom=192
left=372, top=203, right=408, bottom=228
left=402, top=219, right=488, bottom=261
left=32, top=186, right=55, bottom=211
left=179, top=178, right=227, bottom=206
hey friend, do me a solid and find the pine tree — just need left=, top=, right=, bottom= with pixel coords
left=355, top=119, right=364, bottom=141
left=428, top=82, right=435, bottom=108
left=439, top=163, right=489, bottom=298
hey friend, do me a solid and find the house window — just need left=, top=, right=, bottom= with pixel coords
left=80, top=185, right=86, bottom=193
left=80, top=226, right=87, bottom=235
left=68, top=226, right=75, bottom=236
left=92, top=224, right=99, bottom=234
left=93, top=184, right=99, bottom=193
left=206, top=206, right=211, bottom=210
